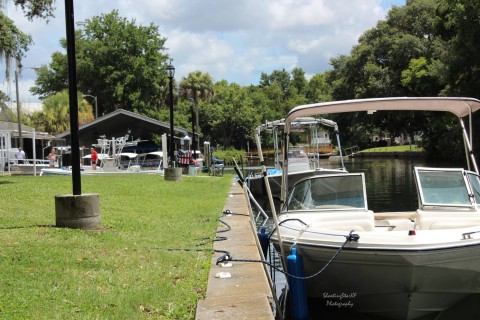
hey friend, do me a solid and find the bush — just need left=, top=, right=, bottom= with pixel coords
left=213, top=147, right=246, bottom=166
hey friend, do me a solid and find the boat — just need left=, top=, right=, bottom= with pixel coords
left=40, top=133, right=164, bottom=175
left=247, top=117, right=347, bottom=200
left=268, top=97, right=480, bottom=319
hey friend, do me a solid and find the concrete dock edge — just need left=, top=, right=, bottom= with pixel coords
left=195, top=180, right=275, bottom=320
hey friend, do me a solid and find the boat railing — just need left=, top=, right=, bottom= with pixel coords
left=9, top=158, right=51, bottom=166
left=344, top=146, right=359, bottom=156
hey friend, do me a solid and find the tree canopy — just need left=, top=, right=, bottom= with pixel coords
left=28, top=90, right=93, bottom=135
left=31, top=10, right=170, bottom=118
left=1, top=0, right=53, bottom=88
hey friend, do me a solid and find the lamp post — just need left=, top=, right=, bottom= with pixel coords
left=166, top=61, right=175, bottom=167
left=189, top=98, right=196, bottom=160
left=83, top=94, right=98, bottom=119
left=15, top=68, right=22, bottom=148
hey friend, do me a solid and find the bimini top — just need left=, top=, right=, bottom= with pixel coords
left=285, top=97, right=480, bottom=125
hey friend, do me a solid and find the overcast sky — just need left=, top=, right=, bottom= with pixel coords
left=2, top=0, right=405, bottom=104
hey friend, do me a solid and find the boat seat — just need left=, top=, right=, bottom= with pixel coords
left=375, top=219, right=415, bottom=231
left=311, top=210, right=375, bottom=232
left=414, top=209, right=480, bottom=230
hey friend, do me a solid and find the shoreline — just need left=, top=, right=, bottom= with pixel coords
left=350, top=151, right=426, bottom=159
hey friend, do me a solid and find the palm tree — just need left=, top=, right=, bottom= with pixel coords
left=30, top=90, right=94, bottom=135
left=179, top=71, right=214, bottom=132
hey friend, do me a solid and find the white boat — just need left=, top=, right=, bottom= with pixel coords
left=40, top=133, right=164, bottom=176
left=248, top=117, right=347, bottom=200
left=269, top=97, right=480, bottom=319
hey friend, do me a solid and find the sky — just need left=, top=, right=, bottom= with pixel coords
left=1, top=0, right=406, bottom=104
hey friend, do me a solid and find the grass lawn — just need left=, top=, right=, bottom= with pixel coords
left=361, top=145, right=423, bottom=153
left=0, top=173, right=233, bottom=319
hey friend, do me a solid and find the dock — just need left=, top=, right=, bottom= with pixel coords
left=195, top=180, right=274, bottom=320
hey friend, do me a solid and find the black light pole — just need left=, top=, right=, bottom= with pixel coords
left=189, top=98, right=196, bottom=159
left=166, top=61, right=175, bottom=167
left=65, top=0, right=81, bottom=195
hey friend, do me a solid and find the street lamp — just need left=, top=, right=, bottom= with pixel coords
left=166, top=61, right=175, bottom=167
left=189, top=98, right=196, bottom=160
left=83, top=94, right=98, bottom=119
left=15, top=68, right=22, bottom=148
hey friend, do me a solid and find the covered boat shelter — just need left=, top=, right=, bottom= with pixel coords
left=55, top=109, right=195, bottom=152
left=0, top=121, right=62, bottom=174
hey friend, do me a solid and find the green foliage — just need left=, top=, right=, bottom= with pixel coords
left=12, top=0, right=55, bottom=20
left=0, top=90, right=10, bottom=103
left=28, top=90, right=94, bottom=134
left=212, top=147, right=246, bottom=165
left=329, top=0, right=441, bottom=100
left=31, top=10, right=170, bottom=116
left=435, top=0, right=480, bottom=97
left=0, top=12, right=32, bottom=80
left=179, top=71, right=214, bottom=136
left=201, top=81, right=261, bottom=149
left=0, top=0, right=53, bottom=84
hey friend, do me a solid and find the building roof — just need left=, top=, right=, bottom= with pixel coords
left=0, top=120, right=56, bottom=139
left=56, top=109, right=192, bottom=144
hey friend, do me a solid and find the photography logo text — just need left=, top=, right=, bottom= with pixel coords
left=323, top=292, right=357, bottom=309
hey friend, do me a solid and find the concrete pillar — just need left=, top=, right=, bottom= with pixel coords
left=55, top=193, right=100, bottom=229
left=164, top=167, right=182, bottom=181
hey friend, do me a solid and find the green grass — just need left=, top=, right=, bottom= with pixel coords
left=361, top=145, right=423, bottom=153
left=0, top=173, right=233, bottom=319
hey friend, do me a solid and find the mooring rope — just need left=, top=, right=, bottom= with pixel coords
left=216, top=230, right=359, bottom=280
left=165, top=210, right=359, bottom=281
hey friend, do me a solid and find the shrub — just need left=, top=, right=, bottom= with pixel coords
left=213, top=147, right=246, bottom=166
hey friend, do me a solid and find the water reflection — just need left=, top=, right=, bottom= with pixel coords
left=339, top=158, right=427, bottom=212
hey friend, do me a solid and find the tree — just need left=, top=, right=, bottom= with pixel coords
left=291, top=67, right=308, bottom=96
left=1, top=0, right=53, bottom=83
left=201, top=80, right=259, bottom=149
left=436, top=0, right=480, bottom=98
left=29, top=90, right=93, bottom=134
left=328, top=0, right=439, bottom=100
left=326, top=0, right=442, bottom=151
left=11, top=0, right=55, bottom=20
left=0, top=12, right=32, bottom=81
left=179, top=71, right=214, bottom=134
left=306, top=72, right=332, bottom=103
left=31, top=10, right=170, bottom=117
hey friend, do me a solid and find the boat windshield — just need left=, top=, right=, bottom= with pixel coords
left=415, top=168, right=474, bottom=207
left=287, top=173, right=367, bottom=210
left=467, top=172, right=480, bottom=204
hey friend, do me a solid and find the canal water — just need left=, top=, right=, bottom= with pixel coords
left=327, top=157, right=429, bottom=212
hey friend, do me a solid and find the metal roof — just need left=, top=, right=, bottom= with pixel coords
left=56, top=109, right=191, bottom=142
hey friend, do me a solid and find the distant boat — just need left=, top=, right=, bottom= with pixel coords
left=247, top=117, right=347, bottom=200
left=40, top=133, right=163, bottom=176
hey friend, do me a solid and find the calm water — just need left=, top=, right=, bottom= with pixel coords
left=327, top=157, right=428, bottom=213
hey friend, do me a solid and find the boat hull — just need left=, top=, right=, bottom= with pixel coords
left=40, top=167, right=163, bottom=176
left=273, top=239, right=480, bottom=320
